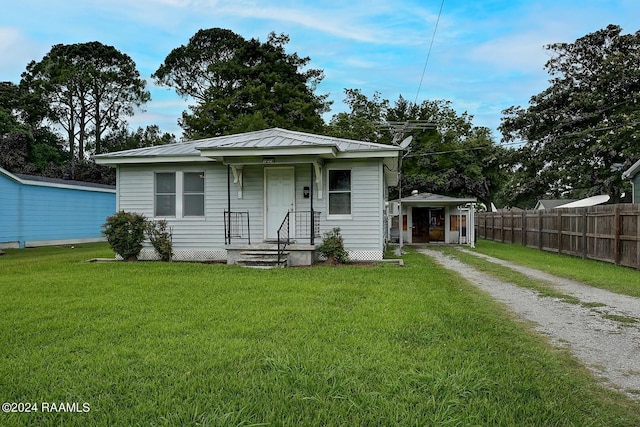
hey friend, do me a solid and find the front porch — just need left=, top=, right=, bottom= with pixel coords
left=224, top=209, right=321, bottom=267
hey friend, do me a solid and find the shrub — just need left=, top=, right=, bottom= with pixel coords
left=318, top=227, right=349, bottom=264
left=102, top=211, right=147, bottom=261
left=145, top=220, right=173, bottom=262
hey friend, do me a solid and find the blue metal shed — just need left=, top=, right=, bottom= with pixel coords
left=0, top=167, right=116, bottom=248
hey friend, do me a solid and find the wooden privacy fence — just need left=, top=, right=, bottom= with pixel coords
left=476, top=204, right=640, bottom=269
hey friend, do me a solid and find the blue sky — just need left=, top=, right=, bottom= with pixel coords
left=1, top=0, right=639, bottom=142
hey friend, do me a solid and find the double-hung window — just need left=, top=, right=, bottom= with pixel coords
left=328, top=169, right=351, bottom=216
left=155, top=172, right=205, bottom=218
left=155, top=172, right=176, bottom=217
left=183, top=172, right=205, bottom=216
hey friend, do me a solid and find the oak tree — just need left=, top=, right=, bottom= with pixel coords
left=500, top=25, right=640, bottom=205
left=153, top=28, right=330, bottom=138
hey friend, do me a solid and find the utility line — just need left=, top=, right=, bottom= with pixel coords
left=403, top=141, right=524, bottom=157
left=414, top=0, right=445, bottom=105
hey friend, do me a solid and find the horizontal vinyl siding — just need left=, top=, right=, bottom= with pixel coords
left=634, top=175, right=640, bottom=204
left=1, top=173, right=115, bottom=245
left=320, top=160, right=383, bottom=252
left=118, top=164, right=226, bottom=251
left=21, top=186, right=115, bottom=241
left=0, top=176, right=21, bottom=243
left=116, top=161, right=386, bottom=255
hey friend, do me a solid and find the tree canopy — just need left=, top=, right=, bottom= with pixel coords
left=500, top=24, right=640, bottom=206
left=327, top=91, right=508, bottom=207
left=152, top=28, right=330, bottom=139
left=20, top=42, right=150, bottom=166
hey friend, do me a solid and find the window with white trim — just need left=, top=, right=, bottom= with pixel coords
left=155, top=172, right=176, bottom=217
left=183, top=172, right=205, bottom=216
left=154, top=171, right=205, bottom=218
left=328, top=169, right=351, bottom=215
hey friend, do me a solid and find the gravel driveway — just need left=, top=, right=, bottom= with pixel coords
left=419, top=248, right=640, bottom=400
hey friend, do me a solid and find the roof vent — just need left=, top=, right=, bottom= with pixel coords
left=411, top=190, right=419, bottom=196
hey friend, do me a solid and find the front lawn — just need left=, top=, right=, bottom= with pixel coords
left=0, top=244, right=638, bottom=426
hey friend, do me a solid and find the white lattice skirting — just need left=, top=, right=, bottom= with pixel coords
left=316, top=250, right=383, bottom=262
left=136, top=248, right=227, bottom=262
left=126, top=249, right=383, bottom=263
left=347, top=250, right=383, bottom=261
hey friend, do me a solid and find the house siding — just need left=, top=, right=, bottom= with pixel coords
left=0, top=171, right=116, bottom=248
left=116, top=159, right=387, bottom=261
left=321, top=160, right=384, bottom=258
left=633, top=175, right=640, bottom=203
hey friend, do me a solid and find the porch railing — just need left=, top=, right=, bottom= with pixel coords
left=294, top=210, right=321, bottom=245
left=224, top=211, right=251, bottom=245
left=277, top=210, right=321, bottom=265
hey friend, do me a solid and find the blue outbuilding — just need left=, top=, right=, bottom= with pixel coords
left=0, top=167, right=116, bottom=248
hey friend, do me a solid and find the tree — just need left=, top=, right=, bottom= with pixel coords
left=20, top=42, right=150, bottom=172
left=500, top=25, right=640, bottom=205
left=395, top=99, right=508, bottom=207
left=326, top=93, right=508, bottom=207
left=0, top=81, right=67, bottom=175
left=153, top=28, right=330, bottom=138
left=102, top=125, right=176, bottom=153
left=325, top=89, right=391, bottom=142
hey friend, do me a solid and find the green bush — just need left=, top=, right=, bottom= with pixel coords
left=102, top=211, right=147, bottom=261
left=145, top=220, right=173, bottom=262
left=318, top=227, right=349, bottom=264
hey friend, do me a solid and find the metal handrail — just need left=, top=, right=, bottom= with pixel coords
left=277, top=212, right=290, bottom=266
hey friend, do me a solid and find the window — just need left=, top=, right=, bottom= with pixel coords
left=450, top=214, right=467, bottom=236
left=155, top=173, right=176, bottom=217
left=183, top=172, right=205, bottom=216
left=328, top=170, right=351, bottom=215
left=154, top=171, right=205, bottom=218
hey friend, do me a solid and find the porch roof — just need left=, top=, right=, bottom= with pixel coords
left=395, top=192, right=476, bottom=207
left=94, top=128, right=401, bottom=165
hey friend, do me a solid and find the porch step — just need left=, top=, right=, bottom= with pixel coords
left=237, top=250, right=289, bottom=268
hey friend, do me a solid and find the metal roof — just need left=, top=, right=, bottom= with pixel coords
left=195, top=128, right=400, bottom=152
left=394, top=192, right=477, bottom=205
left=94, top=140, right=202, bottom=158
left=94, top=128, right=400, bottom=161
left=622, top=158, right=640, bottom=179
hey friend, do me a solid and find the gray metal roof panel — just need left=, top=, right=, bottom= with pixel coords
left=95, top=128, right=401, bottom=160
left=94, top=140, right=202, bottom=158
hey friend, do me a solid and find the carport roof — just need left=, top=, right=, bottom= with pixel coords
left=394, top=192, right=476, bottom=206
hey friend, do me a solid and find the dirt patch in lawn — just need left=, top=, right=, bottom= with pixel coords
left=419, top=248, right=640, bottom=400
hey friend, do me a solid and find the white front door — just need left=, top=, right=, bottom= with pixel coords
left=265, top=167, right=295, bottom=239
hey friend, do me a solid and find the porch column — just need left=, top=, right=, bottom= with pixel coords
left=226, top=164, right=231, bottom=244
left=310, top=163, right=315, bottom=245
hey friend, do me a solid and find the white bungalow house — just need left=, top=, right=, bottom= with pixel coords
left=94, top=128, right=402, bottom=265
left=388, top=192, right=476, bottom=246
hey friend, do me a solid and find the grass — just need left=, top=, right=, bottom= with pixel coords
left=0, top=243, right=639, bottom=426
left=467, top=240, right=640, bottom=298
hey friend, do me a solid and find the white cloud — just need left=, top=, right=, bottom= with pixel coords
left=0, top=27, right=45, bottom=80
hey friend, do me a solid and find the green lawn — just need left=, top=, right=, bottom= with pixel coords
left=0, top=243, right=638, bottom=426
left=468, top=239, right=640, bottom=298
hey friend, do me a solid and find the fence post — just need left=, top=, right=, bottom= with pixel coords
left=557, top=209, right=562, bottom=254
left=582, top=209, right=588, bottom=259
left=538, top=210, right=543, bottom=250
left=614, top=205, right=621, bottom=265
left=522, top=211, right=527, bottom=247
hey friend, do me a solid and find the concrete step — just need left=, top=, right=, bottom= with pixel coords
left=236, top=249, right=289, bottom=268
